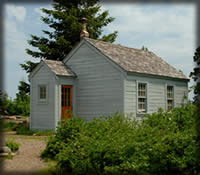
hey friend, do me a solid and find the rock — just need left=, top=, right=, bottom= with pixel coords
left=4, top=110, right=9, bottom=115
left=0, top=115, right=9, bottom=120
left=0, top=152, right=16, bottom=157
left=0, top=146, right=11, bottom=153
left=8, top=116, right=16, bottom=120
left=16, top=116, right=22, bottom=119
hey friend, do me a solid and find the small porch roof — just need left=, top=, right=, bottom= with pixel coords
left=43, top=59, right=76, bottom=77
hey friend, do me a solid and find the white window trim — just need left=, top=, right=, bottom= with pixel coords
left=38, top=84, right=48, bottom=104
left=136, top=81, right=148, bottom=114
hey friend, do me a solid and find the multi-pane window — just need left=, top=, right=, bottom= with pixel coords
left=39, top=85, right=47, bottom=100
left=138, top=83, right=147, bottom=113
left=167, top=86, right=173, bottom=110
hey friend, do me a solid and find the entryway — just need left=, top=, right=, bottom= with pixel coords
left=61, top=85, right=73, bottom=119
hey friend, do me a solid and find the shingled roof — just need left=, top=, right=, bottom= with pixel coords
left=84, top=38, right=188, bottom=80
left=43, top=59, right=76, bottom=77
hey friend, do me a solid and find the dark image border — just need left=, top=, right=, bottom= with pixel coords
left=0, top=0, right=198, bottom=174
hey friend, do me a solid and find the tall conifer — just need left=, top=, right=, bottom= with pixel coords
left=190, top=46, right=200, bottom=172
left=21, top=0, right=117, bottom=73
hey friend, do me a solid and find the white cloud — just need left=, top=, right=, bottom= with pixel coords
left=4, top=19, right=28, bottom=59
left=103, top=4, right=195, bottom=36
left=102, top=4, right=195, bottom=62
left=6, top=4, right=26, bottom=22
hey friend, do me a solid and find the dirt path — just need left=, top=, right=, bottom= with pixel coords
left=0, top=133, right=51, bottom=175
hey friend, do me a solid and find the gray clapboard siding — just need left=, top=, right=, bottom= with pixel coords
left=148, top=82, right=165, bottom=112
left=174, top=84, right=188, bottom=107
left=66, top=42, right=124, bottom=120
left=124, top=79, right=137, bottom=115
left=30, top=64, right=56, bottom=130
left=124, top=74, right=188, bottom=116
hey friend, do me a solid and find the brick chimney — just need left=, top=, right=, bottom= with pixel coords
left=80, top=17, right=89, bottom=39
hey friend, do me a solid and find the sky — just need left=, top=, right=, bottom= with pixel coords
left=3, top=2, right=196, bottom=100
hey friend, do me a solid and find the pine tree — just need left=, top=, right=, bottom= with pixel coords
left=190, top=46, right=200, bottom=172
left=21, top=0, right=118, bottom=74
left=190, top=47, right=200, bottom=105
left=16, top=81, right=30, bottom=100
left=141, top=46, right=148, bottom=51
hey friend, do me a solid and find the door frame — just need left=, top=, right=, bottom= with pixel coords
left=55, top=77, right=77, bottom=128
left=61, top=85, right=73, bottom=119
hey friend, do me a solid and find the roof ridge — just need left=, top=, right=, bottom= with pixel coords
left=84, top=37, right=145, bottom=52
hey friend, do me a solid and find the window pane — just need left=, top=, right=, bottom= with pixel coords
left=167, top=86, right=173, bottom=98
left=40, top=86, right=46, bottom=99
left=167, top=100, right=173, bottom=110
left=167, top=86, right=173, bottom=110
left=138, top=83, right=146, bottom=97
left=138, top=83, right=147, bottom=112
left=138, top=98, right=146, bottom=111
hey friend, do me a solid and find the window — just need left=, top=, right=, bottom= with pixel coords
left=39, top=85, right=47, bottom=101
left=138, top=83, right=147, bottom=113
left=167, top=86, right=174, bottom=110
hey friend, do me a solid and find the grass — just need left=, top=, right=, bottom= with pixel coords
left=5, top=135, right=50, bottom=143
left=1, top=119, right=55, bottom=136
left=34, top=130, right=55, bottom=136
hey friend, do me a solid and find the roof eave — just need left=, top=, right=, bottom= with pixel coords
left=127, top=71, right=190, bottom=82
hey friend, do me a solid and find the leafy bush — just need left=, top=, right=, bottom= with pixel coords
left=0, top=84, right=30, bottom=116
left=7, top=96, right=30, bottom=116
left=0, top=90, right=11, bottom=115
left=42, top=104, right=198, bottom=175
left=41, top=117, right=84, bottom=159
left=6, top=138, right=20, bottom=152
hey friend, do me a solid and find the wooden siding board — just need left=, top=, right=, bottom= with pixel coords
left=30, top=64, right=56, bottom=130
left=124, top=74, right=188, bottom=116
left=67, top=42, right=124, bottom=120
left=124, top=79, right=136, bottom=115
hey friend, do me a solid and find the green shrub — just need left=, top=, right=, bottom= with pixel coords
left=7, top=96, right=30, bottom=116
left=42, top=104, right=198, bottom=175
left=0, top=90, right=30, bottom=116
left=41, top=117, right=84, bottom=160
left=6, top=138, right=20, bottom=152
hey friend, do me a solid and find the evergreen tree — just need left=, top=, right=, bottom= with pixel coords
left=190, top=47, right=200, bottom=105
left=21, top=0, right=118, bottom=73
left=190, top=46, right=200, bottom=172
left=0, top=90, right=10, bottom=114
left=141, top=45, right=148, bottom=51
left=16, top=81, right=30, bottom=100
left=11, top=81, right=30, bottom=116
left=20, top=61, right=39, bottom=75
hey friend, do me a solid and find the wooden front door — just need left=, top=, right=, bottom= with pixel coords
left=61, top=85, right=73, bottom=119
